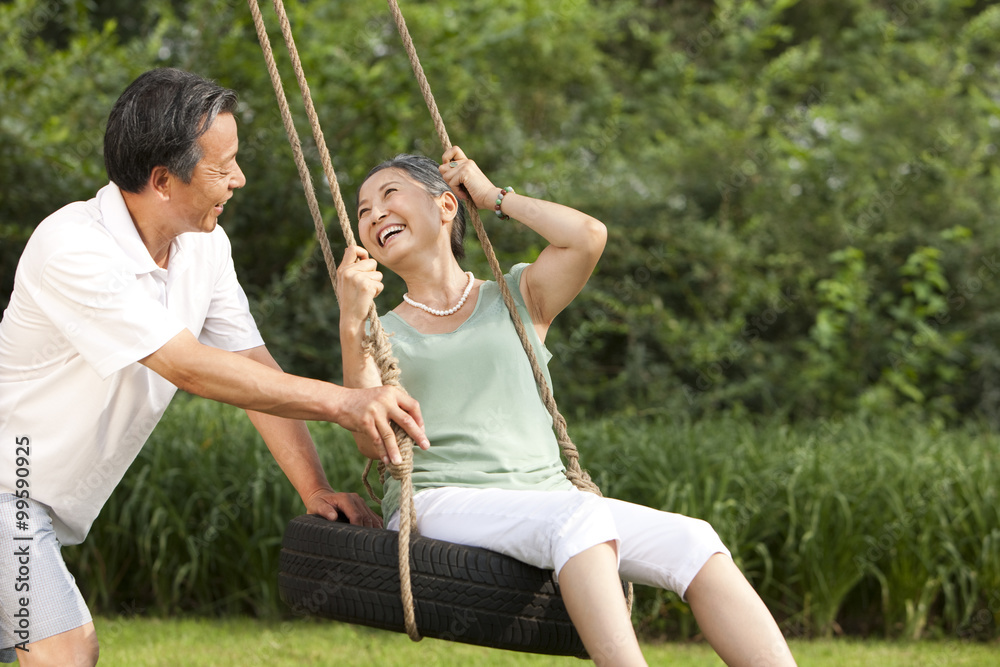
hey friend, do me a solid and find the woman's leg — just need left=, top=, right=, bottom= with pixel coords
left=393, top=487, right=644, bottom=663
left=686, top=554, right=796, bottom=666
left=393, top=488, right=794, bottom=665
left=558, top=541, right=646, bottom=667
left=603, top=498, right=796, bottom=666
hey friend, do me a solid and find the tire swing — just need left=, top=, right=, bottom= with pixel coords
left=247, top=0, right=633, bottom=656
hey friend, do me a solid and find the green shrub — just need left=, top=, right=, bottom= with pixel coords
left=6, top=1, right=1000, bottom=423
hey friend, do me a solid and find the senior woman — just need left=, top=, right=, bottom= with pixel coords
left=336, top=146, right=796, bottom=667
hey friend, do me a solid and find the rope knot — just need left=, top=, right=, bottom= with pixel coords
left=250, top=0, right=630, bottom=637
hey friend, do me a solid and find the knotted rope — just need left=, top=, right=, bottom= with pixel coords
left=249, top=0, right=631, bottom=641
left=384, top=0, right=602, bottom=498
left=248, top=0, right=420, bottom=641
left=385, top=0, right=633, bottom=614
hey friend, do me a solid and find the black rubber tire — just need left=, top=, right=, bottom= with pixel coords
left=278, top=514, right=589, bottom=657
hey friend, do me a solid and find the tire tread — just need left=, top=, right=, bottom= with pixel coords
left=278, top=515, right=587, bottom=656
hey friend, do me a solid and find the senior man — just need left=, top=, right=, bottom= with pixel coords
left=0, top=68, right=426, bottom=666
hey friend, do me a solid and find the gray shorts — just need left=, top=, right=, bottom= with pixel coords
left=0, top=494, right=92, bottom=662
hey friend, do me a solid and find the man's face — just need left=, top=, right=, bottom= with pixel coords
left=171, top=112, right=246, bottom=234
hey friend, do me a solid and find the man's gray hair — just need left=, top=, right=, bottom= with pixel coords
left=104, top=68, right=238, bottom=193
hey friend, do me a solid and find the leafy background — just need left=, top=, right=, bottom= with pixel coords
left=4, top=0, right=1000, bottom=424
left=2, top=0, right=1000, bottom=642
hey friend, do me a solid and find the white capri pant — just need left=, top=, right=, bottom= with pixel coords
left=388, top=486, right=730, bottom=599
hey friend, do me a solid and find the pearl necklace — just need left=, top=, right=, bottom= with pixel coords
left=403, top=272, right=475, bottom=317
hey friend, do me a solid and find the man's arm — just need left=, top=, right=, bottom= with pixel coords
left=236, top=345, right=381, bottom=526
left=140, top=329, right=428, bottom=456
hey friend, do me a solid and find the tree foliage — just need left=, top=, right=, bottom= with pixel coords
left=3, top=0, right=1000, bottom=423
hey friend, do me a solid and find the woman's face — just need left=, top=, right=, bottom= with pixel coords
left=356, top=168, right=453, bottom=265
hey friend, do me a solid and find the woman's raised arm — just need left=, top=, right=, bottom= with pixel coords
left=439, top=146, right=606, bottom=341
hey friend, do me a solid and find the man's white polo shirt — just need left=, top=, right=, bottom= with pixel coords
left=0, top=183, right=264, bottom=544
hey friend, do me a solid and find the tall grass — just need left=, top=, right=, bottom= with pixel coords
left=66, top=397, right=999, bottom=640
left=67, top=396, right=375, bottom=617
left=582, top=411, right=1000, bottom=640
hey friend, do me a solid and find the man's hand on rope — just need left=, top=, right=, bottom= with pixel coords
left=304, top=487, right=383, bottom=528
left=337, top=385, right=429, bottom=466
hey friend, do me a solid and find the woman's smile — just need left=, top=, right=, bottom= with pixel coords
left=377, top=224, right=406, bottom=247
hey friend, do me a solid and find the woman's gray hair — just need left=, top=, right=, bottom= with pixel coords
left=360, top=154, right=467, bottom=260
left=104, top=68, right=238, bottom=193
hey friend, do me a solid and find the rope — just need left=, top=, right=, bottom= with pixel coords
left=250, top=0, right=632, bottom=641
left=245, top=0, right=336, bottom=287
left=248, top=0, right=421, bottom=642
left=385, top=0, right=634, bottom=614
left=384, top=0, right=601, bottom=497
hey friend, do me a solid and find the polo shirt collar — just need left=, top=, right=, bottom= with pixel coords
left=97, top=182, right=160, bottom=276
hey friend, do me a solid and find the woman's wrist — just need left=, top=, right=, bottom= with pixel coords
left=339, top=317, right=367, bottom=342
left=494, top=186, right=515, bottom=220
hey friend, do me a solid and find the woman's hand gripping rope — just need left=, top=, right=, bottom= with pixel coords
left=337, top=245, right=431, bottom=466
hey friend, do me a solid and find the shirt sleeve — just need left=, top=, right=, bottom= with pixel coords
left=197, top=227, right=265, bottom=352
left=506, top=262, right=531, bottom=307
left=33, top=232, right=185, bottom=380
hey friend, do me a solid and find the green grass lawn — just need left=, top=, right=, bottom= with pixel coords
left=92, top=616, right=999, bottom=666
